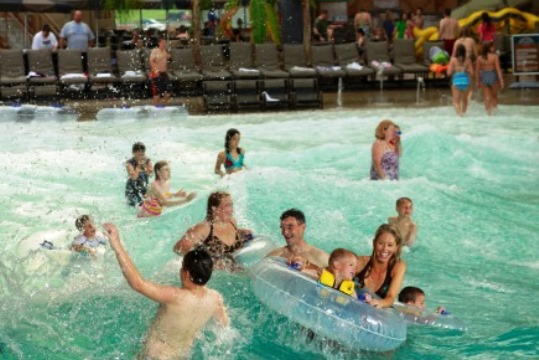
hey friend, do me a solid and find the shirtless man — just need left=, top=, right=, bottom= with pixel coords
left=266, top=209, right=329, bottom=277
left=439, top=8, right=460, bottom=55
left=105, top=223, right=229, bottom=360
left=388, top=197, right=417, bottom=247
left=452, top=27, right=478, bottom=62
left=354, top=8, right=372, bottom=38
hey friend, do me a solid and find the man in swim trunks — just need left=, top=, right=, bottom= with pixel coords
left=266, top=209, right=329, bottom=277
left=150, top=38, right=172, bottom=107
left=439, top=8, right=460, bottom=55
left=106, top=223, right=229, bottom=360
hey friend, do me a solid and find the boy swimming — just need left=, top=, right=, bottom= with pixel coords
left=105, top=223, right=229, bottom=360
left=398, top=286, right=446, bottom=314
left=388, top=197, right=417, bottom=246
left=319, top=248, right=358, bottom=298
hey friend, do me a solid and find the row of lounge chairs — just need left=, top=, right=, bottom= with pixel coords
left=0, top=40, right=444, bottom=109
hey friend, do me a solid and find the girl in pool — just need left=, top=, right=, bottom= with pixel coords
left=476, top=41, right=504, bottom=116
left=173, top=191, right=253, bottom=270
left=354, top=224, right=406, bottom=308
left=448, top=44, right=473, bottom=116
left=370, top=119, right=400, bottom=180
left=125, top=142, right=153, bottom=207
left=138, top=161, right=196, bottom=217
left=215, top=129, right=246, bottom=177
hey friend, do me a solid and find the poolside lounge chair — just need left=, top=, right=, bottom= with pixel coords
left=57, top=49, right=88, bottom=94
left=282, top=44, right=317, bottom=78
left=254, top=44, right=289, bottom=78
left=393, top=39, right=429, bottom=79
left=290, top=78, right=323, bottom=109
left=229, top=43, right=260, bottom=79
left=260, top=79, right=291, bottom=110
left=26, top=49, right=58, bottom=96
left=200, top=45, right=232, bottom=80
left=169, top=48, right=203, bottom=94
left=365, top=41, right=402, bottom=78
left=202, top=81, right=233, bottom=112
left=116, top=49, right=147, bottom=96
left=232, top=80, right=262, bottom=111
left=334, top=42, right=374, bottom=87
left=310, top=44, right=346, bottom=86
left=87, top=47, right=119, bottom=87
left=0, top=49, right=27, bottom=98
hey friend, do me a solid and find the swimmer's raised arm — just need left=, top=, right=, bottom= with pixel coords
left=106, top=223, right=177, bottom=304
left=173, top=222, right=209, bottom=255
left=213, top=293, right=230, bottom=327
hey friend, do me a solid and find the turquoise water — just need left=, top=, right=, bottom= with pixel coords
left=0, top=104, right=538, bottom=359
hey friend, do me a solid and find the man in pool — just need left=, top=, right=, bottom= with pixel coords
left=266, top=209, right=330, bottom=277
left=105, top=223, right=229, bottom=360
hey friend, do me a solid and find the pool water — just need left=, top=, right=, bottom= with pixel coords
left=0, top=104, right=538, bottom=359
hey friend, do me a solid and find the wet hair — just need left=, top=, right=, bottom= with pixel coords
left=154, top=160, right=168, bottom=180
left=280, top=208, right=306, bottom=224
left=42, top=24, right=51, bottom=32
left=132, top=142, right=145, bottom=153
left=182, top=249, right=213, bottom=285
left=329, top=248, right=357, bottom=268
left=455, top=44, right=466, bottom=63
left=374, top=119, right=395, bottom=139
left=396, top=197, right=413, bottom=207
left=444, top=8, right=451, bottom=17
left=206, top=191, right=231, bottom=221
left=481, top=41, right=493, bottom=60
left=398, top=286, right=425, bottom=303
left=224, top=128, right=242, bottom=154
left=75, top=215, right=91, bottom=231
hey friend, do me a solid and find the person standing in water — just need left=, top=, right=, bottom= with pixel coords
left=125, top=142, right=153, bottom=207
left=214, top=128, right=246, bottom=177
left=476, top=41, right=503, bottom=115
left=370, top=119, right=400, bottom=180
left=388, top=197, right=417, bottom=247
left=448, top=44, right=473, bottom=117
left=138, top=161, right=197, bottom=217
left=106, top=223, right=229, bottom=360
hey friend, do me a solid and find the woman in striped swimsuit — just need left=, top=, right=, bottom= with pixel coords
left=476, top=41, right=504, bottom=116
left=448, top=44, right=473, bottom=116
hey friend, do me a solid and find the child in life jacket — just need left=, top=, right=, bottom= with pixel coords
left=319, top=248, right=358, bottom=298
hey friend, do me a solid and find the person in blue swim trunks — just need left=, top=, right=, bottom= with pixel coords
left=71, top=215, right=108, bottom=255
left=448, top=44, right=473, bottom=116
left=214, top=128, right=246, bottom=177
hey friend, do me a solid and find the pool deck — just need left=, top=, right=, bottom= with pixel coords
left=5, top=74, right=539, bottom=120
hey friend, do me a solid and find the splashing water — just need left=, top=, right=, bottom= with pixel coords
left=0, top=104, right=538, bottom=359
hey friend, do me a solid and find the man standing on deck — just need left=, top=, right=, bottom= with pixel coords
left=60, top=10, right=95, bottom=50
left=149, top=38, right=172, bottom=107
left=439, top=8, right=460, bottom=55
left=267, top=208, right=329, bottom=277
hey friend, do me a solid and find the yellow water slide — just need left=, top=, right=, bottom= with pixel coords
left=413, top=7, right=539, bottom=55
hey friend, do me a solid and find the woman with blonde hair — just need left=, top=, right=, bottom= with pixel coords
left=354, top=224, right=406, bottom=308
left=370, top=120, right=401, bottom=180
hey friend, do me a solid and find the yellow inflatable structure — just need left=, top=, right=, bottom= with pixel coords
left=413, top=7, right=539, bottom=56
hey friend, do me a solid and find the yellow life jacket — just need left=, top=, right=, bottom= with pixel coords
left=319, top=269, right=355, bottom=296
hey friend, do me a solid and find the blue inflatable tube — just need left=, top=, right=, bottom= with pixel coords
left=393, top=302, right=467, bottom=332
left=250, top=257, right=407, bottom=351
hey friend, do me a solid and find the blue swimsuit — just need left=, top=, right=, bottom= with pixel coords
left=452, top=71, right=470, bottom=91
left=224, top=152, right=244, bottom=171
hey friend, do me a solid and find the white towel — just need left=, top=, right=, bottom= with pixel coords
left=27, top=71, right=44, bottom=78
left=238, top=68, right=260, bottom=73
left=316, top=66, right=342, bottom=71
left=60, top=73, right=86, bottom=80
left=371, top=61, right=392, bottom=69
left=96, top=72, right=112, bottom=78
left=123, top=70, right=143, bottom=77
left=291, top=66, right=316, bottom=72
left=346, top=62, right=363, bottom=70
left=262, top=91, right=279, bottom=102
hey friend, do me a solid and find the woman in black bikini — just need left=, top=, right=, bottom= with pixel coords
left=354, top=224, right=406, bottom=308
left=173, top=191, right=253, bottom=269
